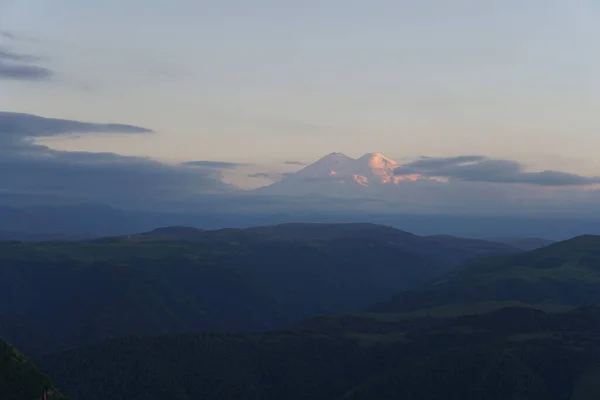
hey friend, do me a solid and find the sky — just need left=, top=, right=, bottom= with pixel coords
left=1, top=0, right=600, bottom=211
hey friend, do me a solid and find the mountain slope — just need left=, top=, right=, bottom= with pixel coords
left=0, top=224, right=517, bottom=354
left=34, top=235, right=600, bottom=400
left=343, top=307, right=600, bottom=400
left=487, top=237, right=555, bottom=250
left=41, top=307, right=600, bottom=400
left=372, top=235, right=600, bottom=317
left=147, top=223, right=518, bottom=272
left=42, top=332, right=366, bottom=400
left=0, top=339, right=67, bottom=400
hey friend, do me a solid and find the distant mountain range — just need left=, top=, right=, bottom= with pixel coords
left=1, top=201, right=599, bottom=241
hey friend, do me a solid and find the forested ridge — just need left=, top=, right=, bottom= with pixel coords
left=4, top=226, right=600, bottom=399
left=40, top=307, right=600, bottom=400
left=0, top=223, right=517, bottom=354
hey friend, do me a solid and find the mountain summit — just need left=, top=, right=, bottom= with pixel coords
left=256, top=152, right=436, bottom=196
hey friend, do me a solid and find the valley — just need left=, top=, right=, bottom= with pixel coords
left=1, top=223, right=599, bottom=400
left=0, top=223, right=517, bottom=355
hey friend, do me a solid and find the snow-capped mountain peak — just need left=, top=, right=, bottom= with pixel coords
left=254, top=152, right=438, bottom=196
left=293, top=152, right=355, bottom=179
left=356, top=153, right=400, bottom=177
left=357, top=152, right=399, bottom=169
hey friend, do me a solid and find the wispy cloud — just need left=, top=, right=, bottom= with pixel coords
left=284, top=161, right=307, bottom=166
left=248, top=172, right=273, bottom=179
left=395, top=155, right=600, bottom=186
left=183, top=160, right=249, bottom=169
left=1, top=31, right=40, bottom=43
left=0, top=111, right=153, bottom=137
left=0, top=48, right=39, bottom=62
left=0, top=45, right=53, bottom=81
left=0, top=31, right=17, bottom=40
left=0, top=62, right=53, bottom=81
left=248, top=172, right=293, bottom=180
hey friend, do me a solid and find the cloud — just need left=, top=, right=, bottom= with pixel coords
left=404, top=155, right=485, bottom=169
left=1, top=31, right=39, bottom=43
left=0, top=60, right=52, bottom=81
left=0, top=112, right=153, bottom=138
left=284, top=161, right=307, bottom=166
left=183, top=160, right=248, bottom=169
left=0, top=45, right=53, bottom=81
left=248, top=172, right=273, bottom=179
left=248, top=172, right=293, bottom=180
left=0, top=111, right=232, bottom=208
left=0, top=49, right=39, bottom=62
left=396, top=155, right=600, bottom=187
left=0, top=31, right=17, bottom=40
left=2, top=111, right=599, bottom=216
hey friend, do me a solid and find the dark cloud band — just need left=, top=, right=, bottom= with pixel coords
left=0, top=111, right=231, bottom=207
left=0, top=61, right=52, bottom=81
left=0, top=112, right=154, bottom=138
left=396, top=156, right=600, bottom=186
left=248, top=172, right=293, bottom=180
left=284, top=161, right=307, bottom=166
left=183, top=160, right=248, bottom=169
left=0, top=45, right=53, bottom=81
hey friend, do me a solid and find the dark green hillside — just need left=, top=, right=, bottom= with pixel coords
left=373, top=235, right=600, bottom=317
left=42, top=332, right=367, bottom=400
left=146, top=223, right=519, bottom=271
left=41, top=307, right=600, bottom=400
left=33, top=234, right=600, bottom=400
left=344, top=307, right=600, bottom=400
left=487, top=237, right=555, bottom=250
left=0, top=339, right=66, bottom=400
left=0, top=223, right=515, bottom=354
left=0, top=241, right=281, bottom=354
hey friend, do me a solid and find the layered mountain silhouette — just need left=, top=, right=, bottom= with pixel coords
left=0, top=223, right=518, bottom=355
left=3, top=226, right=600, bottom=399
left=372, top=235, right=600, bottom=316
left=37, top=233, right=600, bottom=400
left=298, top=234, right=600, bottom=335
